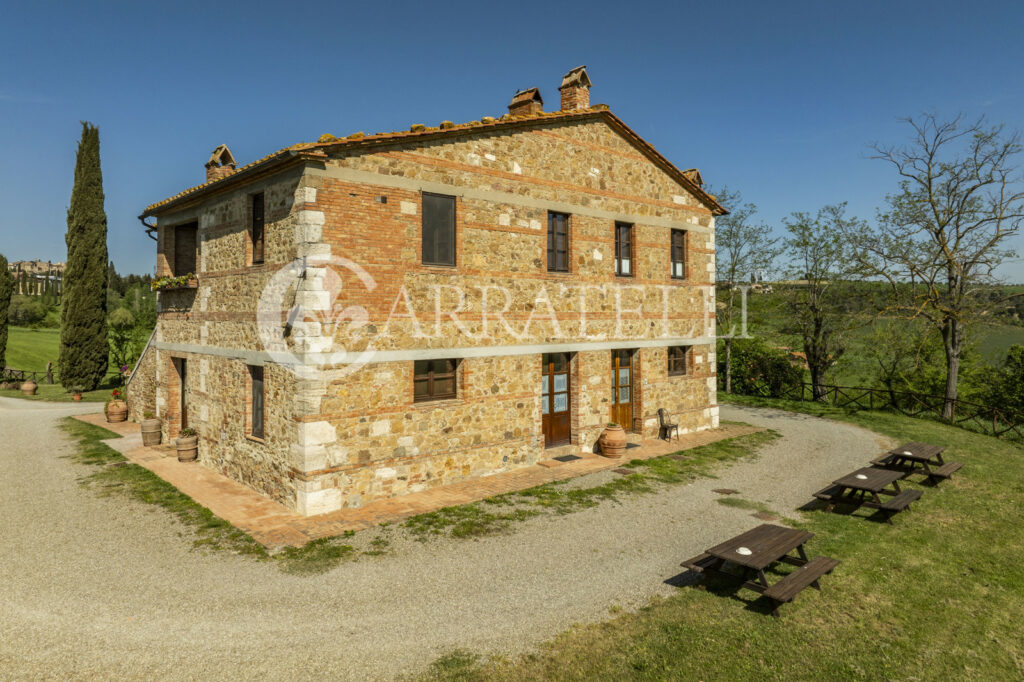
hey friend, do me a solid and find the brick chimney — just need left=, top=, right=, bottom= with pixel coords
left=559, top=65, right=592, bottom=111
left=508, top=88, right=543, bottom=117
left=205, top=144, right=237, bottom=182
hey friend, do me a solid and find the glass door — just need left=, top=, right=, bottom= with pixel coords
left=611, top=350, right=633, bottom=429
left=542, top=353, right=571, bottom=447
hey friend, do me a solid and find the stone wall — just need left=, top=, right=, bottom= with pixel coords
left=125, top=332, right=157, bottom=422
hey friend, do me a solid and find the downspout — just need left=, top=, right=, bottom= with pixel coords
left=138, top=215, right=158, bottom=241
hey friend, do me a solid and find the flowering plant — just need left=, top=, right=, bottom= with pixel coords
left=151, top=273, right=196, bottom=291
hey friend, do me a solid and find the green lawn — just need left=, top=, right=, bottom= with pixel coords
left=424, top=398, right=1024, bottom=681
left=4, top=326, right=61, bottom=371
left=2, top=325, right=122, bottom=400
left=0, top=382, right=113, bottom=402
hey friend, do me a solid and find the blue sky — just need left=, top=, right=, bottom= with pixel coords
left=1, top=0, right=1022, bottom=278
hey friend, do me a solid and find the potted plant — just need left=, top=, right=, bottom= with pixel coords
left=105, top=388, right=128, bottom=423
left=599, top=422, right=627, bottom=458
left=176, top=427, right=199, bottom=462
left=20, top=378, right=38, bottom=396
left=70, top=385, right=84, bottom=401
left=141, top=411, right=162, bottom=446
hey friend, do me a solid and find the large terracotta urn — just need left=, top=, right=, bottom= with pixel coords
left=599, top=423, right=627, bottom=458
left=20, top=379, right=37, bottom=396
left=106, top=400, right=128, bottom=423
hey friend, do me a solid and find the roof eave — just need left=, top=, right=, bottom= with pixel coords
left=140, top=148, right=325, bottom=219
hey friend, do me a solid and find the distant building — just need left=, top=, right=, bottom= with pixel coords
left=8, top=260, right=64, bottom=295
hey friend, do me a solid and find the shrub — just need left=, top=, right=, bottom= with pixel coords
left=719, top=337, right=804, bottom=398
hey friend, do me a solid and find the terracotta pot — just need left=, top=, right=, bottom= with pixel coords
left=72, top=393, right=83, bottom=402
left=141, top=418, right=162, bottom=446
left=20, top=380, right=37, bottom=396
left=106, top=400, right=128, bottom=423
left=176, top=435, right=199, bottom=462
left=599, top=424, right=627, bottom=458
left=0, top=382, right=12, bottom=390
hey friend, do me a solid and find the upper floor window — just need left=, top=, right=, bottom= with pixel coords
left=614, top=222, right=633, bottom=277
left=547, top=212, right=569, bottom=272
left=172, top=222, right=198, bottom=277
left=414, top=358, right=459, bottom=402
left=668, top=346, right=690, bottom=376
left=422, top=193, right=456, bottom=266
left=251, top=193, right=265, bottom=265
left=671, top=229, right=686, bottom=279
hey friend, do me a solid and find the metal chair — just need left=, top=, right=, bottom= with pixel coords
left=658, top=408, right=679, bottom=442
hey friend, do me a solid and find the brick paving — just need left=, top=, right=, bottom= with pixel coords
left=76, top=413, right=760, bottom=549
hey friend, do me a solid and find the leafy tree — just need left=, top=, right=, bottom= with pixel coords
left=60, top=122, right=109, bottom=391
left=848, top=114, right=1024, bottom=419
left=780, top=204, right=863, bottom=401
left=709, top=186, right=781, bottom=393
left=983, top=345, right=1024, bottom=416
left=8, top=296, right=47, bottom=327
left=0, top=253, right=12, bottom=370
left=108, top=307, right=136, bottom=372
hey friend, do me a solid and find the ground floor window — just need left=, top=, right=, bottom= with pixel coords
left=249, top=365, right=265, bottom=439
left=414, top=358, right=458, bottom=402
left=668, top=346, right=690, bottom=376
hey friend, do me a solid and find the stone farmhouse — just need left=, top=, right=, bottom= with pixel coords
left=127, top=66, right=726, bottom=516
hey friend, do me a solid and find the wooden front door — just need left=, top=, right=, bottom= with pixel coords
left=542, top=352, right=571, bottom=447
left=611, top=349, right=633, bottom=429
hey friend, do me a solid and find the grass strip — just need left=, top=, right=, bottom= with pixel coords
left=404, top=429, right=779, bottom=539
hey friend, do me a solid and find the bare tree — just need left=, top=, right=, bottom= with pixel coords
left=850, top=114, right=1024, bottom=419
left=709, top=186, right=781, bottom=393
left=780, top=204, right=862, bottom=401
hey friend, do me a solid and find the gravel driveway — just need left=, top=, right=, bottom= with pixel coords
left=0, top=399, right=889, bottom=680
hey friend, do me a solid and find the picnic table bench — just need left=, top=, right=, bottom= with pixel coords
left=681, top=524, right=839, bottom=617
left=874, top=442, right=963, bottom=485
left=815, top=467, right=922, bottom=523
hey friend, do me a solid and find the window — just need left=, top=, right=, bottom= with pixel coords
left=422, top=193, right=456, bottom=266
left=615, top=223, right=633, bottom=276
left=668, top=346, right=690, bottom=376
left=547, top=212, right=569, bottom=272
left=414, top=358, right=459, bottom=402
left=172, top=222, right=198, bottom=276
left=671, top=229, right=686, bottom=279
left=249, top=365, right=265, bottom=439
left=251, top=193, right=265, bottom=265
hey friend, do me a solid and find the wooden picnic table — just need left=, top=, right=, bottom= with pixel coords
left=876, top=442, right=962, bottom=484
left=682, top=523, right=839, bottom=616
left=815, top=466, right=922, bottom=523
left=704, top=523, right=813, bottom=590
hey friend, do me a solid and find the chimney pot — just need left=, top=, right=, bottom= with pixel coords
left=205, top=144, right=237, bottom=182
left=508, top=87, right=543, bottom=117
left=559, top=65, right=592, bottom=111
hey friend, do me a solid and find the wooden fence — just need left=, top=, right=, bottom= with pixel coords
left=765, top=382, right=1024, bottom=441
left=2, top=367, right=57, bottom=384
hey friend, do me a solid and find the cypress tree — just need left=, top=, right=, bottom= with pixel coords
left=0, top=253, right=12, bottom=371
left=60, top=122, right=109, bottom=391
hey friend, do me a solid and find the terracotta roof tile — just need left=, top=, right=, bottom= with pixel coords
left=141, top=106, right=726, bottom=216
